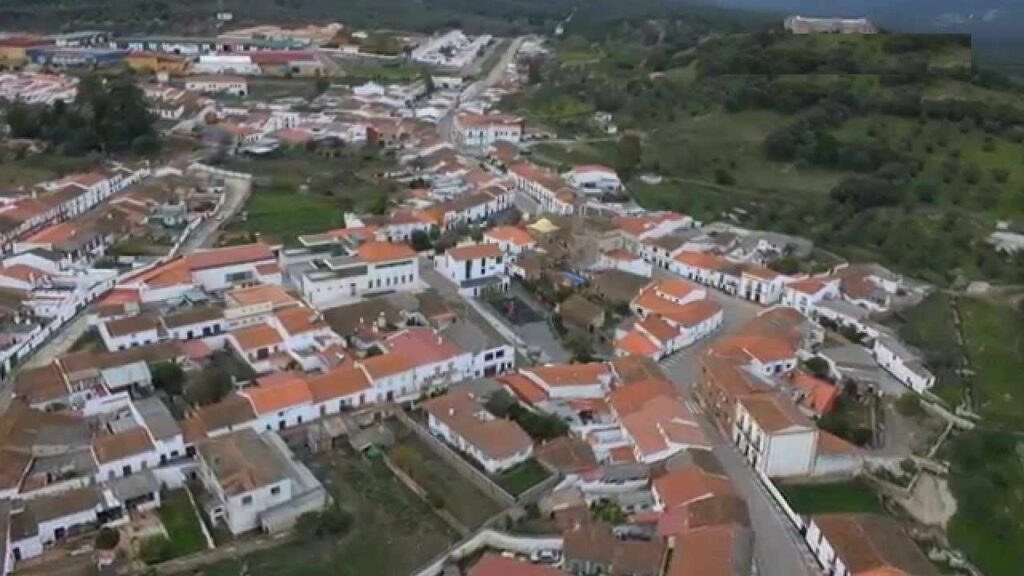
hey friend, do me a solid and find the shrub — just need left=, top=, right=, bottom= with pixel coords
left=895, top=394, right=926, bottom=418
left=95, top=527, right=120, bottom=550
left=139, top=536, right=172, bottom=565
left=426, top=493, right=445, bottom=509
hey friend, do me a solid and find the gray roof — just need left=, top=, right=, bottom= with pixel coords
left=101, top=361, right=152, bottom=391
left=441, top=319, right=503, bottom=353
left=109, top=470, right=160, bottom=503
left=817, top=299, right=872, bottom=321
left=134, top=396, right=182, bottom=440
left=819, top=344, right=877, bottom=370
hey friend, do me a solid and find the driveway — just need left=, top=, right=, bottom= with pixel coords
left=654, top=278, right=819, bottom=576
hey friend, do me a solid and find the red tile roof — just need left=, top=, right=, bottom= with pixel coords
left=423, top=391, right=533, bottom=461
left=186, top=243, right=274, bottom=271
left=230, top=324, right=283, bottom=350
left=616, top=330, right=662, bottom=358
left=468, top=553, right=564, bottom=576
left=92, top=428, right=154, bottom=464
left=356, top=241, right=416, bottom=263
left=654, top=466, right=734, bottom=510
left=522, top=362, right=609, bottom=388
left=484, top=226, right=535, bottom=247
left=307, top=366, right=371, bottom=403
left=243, top=373, right=312, bottom=414
left=384, top=328, right=462, bottom=366
left=446, top=243, right=501, bottom=261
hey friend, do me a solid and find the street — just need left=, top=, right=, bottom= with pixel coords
left=654, top=277, right=819, bottom=576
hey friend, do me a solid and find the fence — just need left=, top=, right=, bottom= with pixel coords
left=392, top=409, right=516, bottom=507
left=411, top=529, right=563, bottom=576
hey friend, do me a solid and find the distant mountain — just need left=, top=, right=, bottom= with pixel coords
left=681, top=0, right=1024, bottom=39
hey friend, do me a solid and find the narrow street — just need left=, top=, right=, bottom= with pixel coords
left=654, top=276, right=819, bottom=576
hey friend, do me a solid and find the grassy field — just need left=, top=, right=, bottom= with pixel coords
left=493, top=459, right=549, bottom=496
left=780, top=480, right=884, bottom=515
left=229, top=187, right=349, bottom=245
left=0, top=154, right=95, bottom=189
left=387, top=424, right=504, bottom=529
left=885, top=293, right=966, bottom=407
left=646, top=111, right=848, bottom=196
left=959, top=297, right=1024, bottom=429
left=197, top=448, right=457, bottom=576
left=528, top=140, right=617, bottom=171
left=158, top=489, right=208, bottom=559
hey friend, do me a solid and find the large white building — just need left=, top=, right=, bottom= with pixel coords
left=196, top=428, right=327, bottom=535
left=563, top=165, right=622, bottom=195
left=299, top=241, right=420, bottom=308
left=732, top=392, right=818, bottom=478
left=452, top=113, right=523, bottom=148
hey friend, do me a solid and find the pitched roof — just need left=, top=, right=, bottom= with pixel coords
left=563, top=521, right=665, bottom=575
left=92, top=427, right=154, bottom=464
left=739, top=392, right=814, bottom=433
left=197, top=428, right=289, bottom=496
left=616, top=330, right=662, bottom=357
left=275, top=306, right=327, bottom=336
left=307, top=365, right=371, bottom=403
left=446, top=242, right=502, bottom=261
left=356, top=241, right=416, bottom=263
left=609, top=355, right=665, bottom=385
left=668, top=524, right=754, bottom=576
left=225, top=284, right=299, bottom=309
left=534, top=436, right=598, bottom=474
left=422, top=391, right=533, bottom=461
left=243, top=373, right=312, bottom=414
left=559, top=294, right=604, bottom=327
left=522, top=362, right=609, bottom=388
left=609, top=378, right=679, bottom=417
left=484, top=226, right=535, bottom=247
left=359, top=352, right=414, bottom=379
left=230, top=324, right=283, bottom=350
left=792, top=371, right=839, bottom=415
left=654, top=466, right=735, bottom=510
left=813, top=514, right=938, bottom=576
left=104, top=314, right=160, bottom=337
left=186, top=243, right=274, bottom=271
left=14, top=362, right=69, bottom=404
left=194, top=394, right=257, bottom=433
left=163, top=306, right=223, bottom=329
left=621, top=397, right=710, bottom=458
left=384, top=327, right=462, bottom=366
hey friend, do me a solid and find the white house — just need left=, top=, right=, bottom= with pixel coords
left=509, top=162, right=575, bottom=216
left=563, top=165, right=622, bottom=195
left=162, top=307, right=226, bottom=341
left=186, top=243, right=280, bottom=292
left=482, top=225, right=536, bottom=258
left=452, top=113, right=523, bottom=148
left=423, top=390, right=533, bottom=474
left=782, top=277, right=841, bottom=315
left=92, top=427, right=161, bottom=481
left=300, top=241, right=419, bottom=309
left=307, top=365, right=374, bottom=417
left=98, top=315, right=161, bottom=351
left=598, top=249, right=652, bottom=278
left=519, top=362, right=612, bottom=400
left=185, top=75, right=249, bottom=96
left=739, top=266, right=787, bottom=306
left=228, top=324, right=285, bottom=374
left=241, top=373, right=317, bottom=432
left=196, top=429, right=296, bottom=535
left=804, top=514, right=937, bottom=576
left=435, top=242, right=508, bottom=297
left=732, top=392, right=818, bottom=478
left=873, top=333, right=935, bottom=394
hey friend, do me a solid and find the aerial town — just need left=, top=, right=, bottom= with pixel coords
left=0, top=4, right=1021, bottom=576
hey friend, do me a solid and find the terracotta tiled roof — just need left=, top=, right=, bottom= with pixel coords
left=496, top=373, right=549, bottom=404
left=422, top=391, right=533, bottom=461
left=14, top=362, right=69, bottom=404
left=230, top=324, right=283, bottom=350
left=194, top=394, right=256, bottom=433
left=92, top=427, right=154, bottom=464
left=359, top=352, right=414, bottom=379
left=654, top=466, right=734, bottom=510
left=446, top=242, right=501, bottom=261
left=609, top=355, right=665, bottom=385
left=609, top=378, right=678, bottom=417
left=226, top=284, right=298, bottom=309
left=384, top=328, right=462, bottom=366
left=186, top=243, right=274, bottom=271
left=616, top=330, right=662, bottom=358
left=792, top=371, right=839, bottom=415
left=243, top=373, right=312, bottom=414
left=739, top=392, right=814, bottom=433
left=356, top=241, right=416, bottom=263
left=104, top=314, right=160, bottom=337
left=534, top=436, right=598, bottom=475
left=484, top=226, right=535, bottom=247
left=522, top=362, right=609, bottom=388
left=307, top=365, right=371, bottom=403
left=813, top=514, right=938, bottom=576
left=668, top=524, right=753, bottom=576
left=787, top=277, right=830, bottom=295
left=674, top=251, right=734, bottom=271
left=275, top=307, right=327, bottom=336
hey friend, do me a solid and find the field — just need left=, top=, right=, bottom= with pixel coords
left=387, top=423, right=504, bottom=529
left=228, top=187, right=348, bottom=245
left=779, top=480, right=884, bottom=515
left=0, top=154, right=95, bottom=189
left=196, top=448, right=457, bottom=576
left=157, top=489, right=208, bottom=559
left=958, top=297, right=1024, bottom=429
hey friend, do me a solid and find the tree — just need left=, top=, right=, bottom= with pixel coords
left=615, top=132, right=642, bottom=181
left=95, top=527, right=120, bottom=551
left=714, top=167, right=735, bottom=186
left=152, top=362, right=186, bottom=396
left=410, top=229, right=433, bottom=252
left=803, top=356, right=831, bottom=379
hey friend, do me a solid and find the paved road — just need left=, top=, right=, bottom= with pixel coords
left=180, top=176, right=252, bottom=253
left=653, top=275, right=819, bottom=576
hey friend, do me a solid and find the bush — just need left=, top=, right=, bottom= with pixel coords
left=714, top=168, right=735, bottom=186
left=294, top=505, right=353, bottom=540
left=95, top=527, right=120, bottom=550
left=426, top=493, right=445, bottom=509
left=803, top=357, right=831, bottom=380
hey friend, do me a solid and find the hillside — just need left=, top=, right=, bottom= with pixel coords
left=506, top=27, right=1024, bottom=286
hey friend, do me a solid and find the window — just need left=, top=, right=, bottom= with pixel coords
left=271, top=486, right=281, bottom=496
left=242, top=495, right=253, bottom=506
